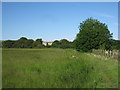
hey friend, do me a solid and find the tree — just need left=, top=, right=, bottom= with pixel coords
left=0, top=41, right=2, bottom=48
left=36, top=39, right=42, bottom=44
left=52, top=40, right=60, bottom=48
left=32, top=38, right=43, bottom=48
left=2, top=40, right=16, bottom=48
left=111, top=39, right=120, bottom=50
left=26, top=39, right=34, bottom=48
left=74, top=18, right=112, bottom=52
left=52, top=39, right=74, bottom=49
left=13, top=37, right=28, bottom=48
left=59, top=39, right=70, bottom=49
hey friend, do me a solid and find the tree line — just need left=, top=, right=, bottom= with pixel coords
left=1, top=18, right=120, bottom=52
left=2, top=37, right=119, bottom=51
left=2, top=37, right=43, bottom=48
left=2, top=37, right=74, bottom=49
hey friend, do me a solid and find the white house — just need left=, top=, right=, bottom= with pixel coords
left=42, top=42, right=53, bottom=46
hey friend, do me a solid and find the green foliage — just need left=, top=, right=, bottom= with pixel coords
left=2, top=37, right=43, bottom=48
left=36, top=39, right=42, bottom=44
left=75, top=18, right=113, bottom=52
left=26, top=39, right=34, bottom=48
left=0, top=41, right=2, bottom=48
left=52, top=39, right=74, bottom=49
left=13, top=37, right=28, bottom=48
left=59, top=39, right=70, bottom=49
left=32, top=39, right=43, bottom=48
left=2, top=40, right=16, bottom=48
left=52, top=40, right=60, bottom=48
left=111, top=39, right=120, bottom=50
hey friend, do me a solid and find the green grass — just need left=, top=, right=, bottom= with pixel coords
left=2, top=48, right=118, bottom=88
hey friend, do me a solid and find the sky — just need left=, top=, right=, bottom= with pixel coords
left=2, top=2, right=118, bottom=41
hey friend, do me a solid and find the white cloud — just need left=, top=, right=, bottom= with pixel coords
left=98, top=13, right=114, bottom=18
left=91, top=12, right=115, bottom=19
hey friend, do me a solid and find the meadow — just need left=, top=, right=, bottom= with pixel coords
left=2, top=48, right=118, bottom=88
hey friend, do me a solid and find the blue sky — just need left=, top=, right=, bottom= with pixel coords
left=2, top=2, right=118, bottom=41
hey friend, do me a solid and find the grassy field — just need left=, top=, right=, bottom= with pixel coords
left=2, top=48, right=118, bottom=88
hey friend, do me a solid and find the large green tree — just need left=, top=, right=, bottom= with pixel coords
left=74, top=18, right=112, bottom=52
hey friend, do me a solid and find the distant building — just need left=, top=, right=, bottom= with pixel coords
left=42, top=42, right=53, bottom=46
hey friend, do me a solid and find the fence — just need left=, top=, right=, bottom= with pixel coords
left=92, top=49, right=119, bottom=60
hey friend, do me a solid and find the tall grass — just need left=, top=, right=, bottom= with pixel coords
left=2, top=48, right=118, bottom=88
